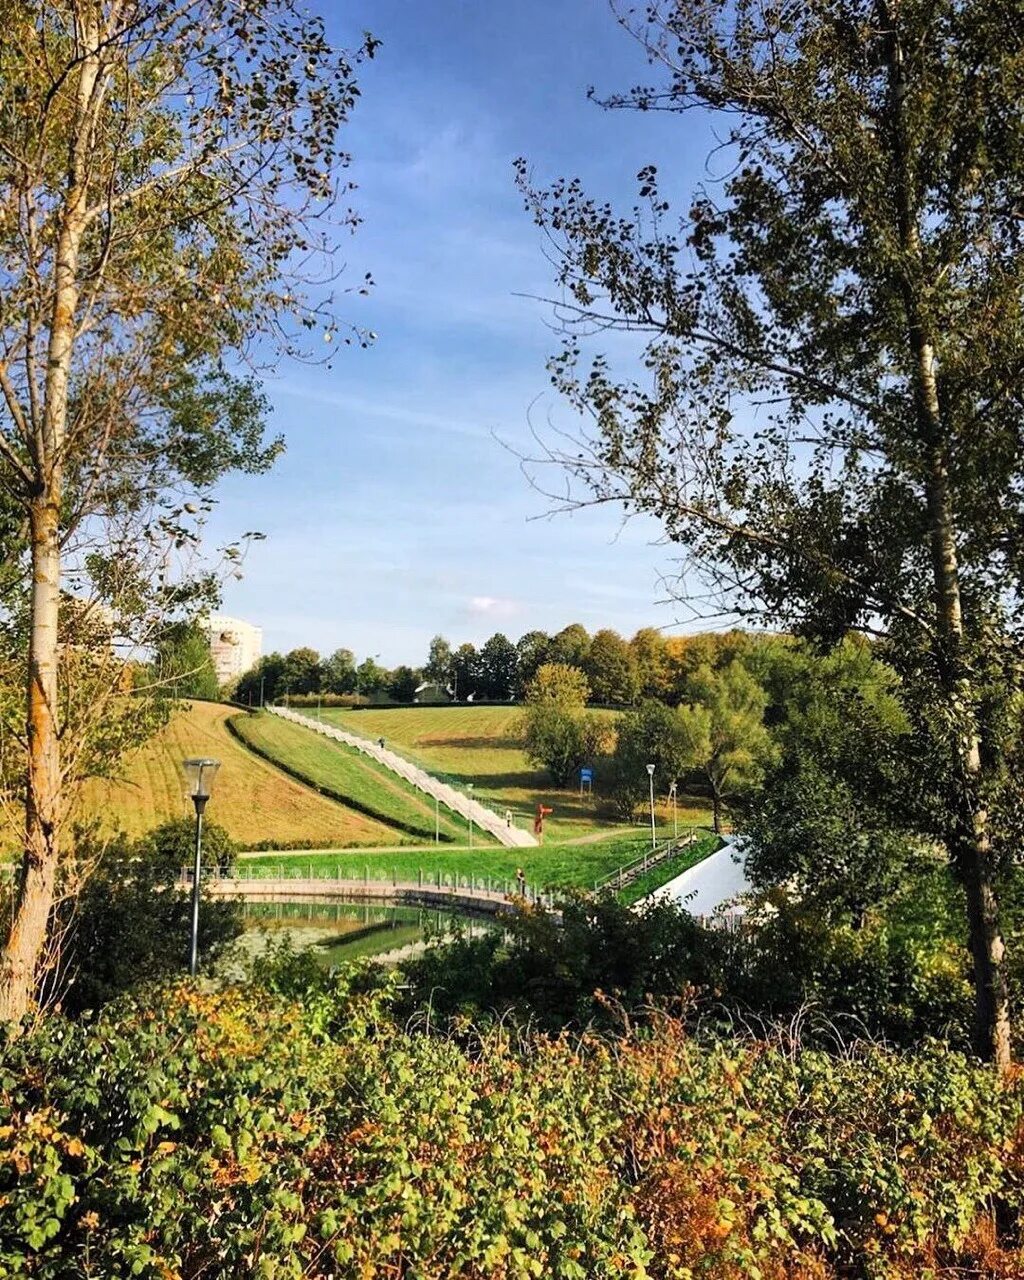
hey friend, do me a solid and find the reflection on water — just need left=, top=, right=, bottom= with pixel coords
left=242, top=899, right=491, bottom=966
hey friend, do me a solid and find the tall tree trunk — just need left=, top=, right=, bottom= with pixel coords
left=882, top=8, right=1011, bottom=1067
left=0, top=500, right=62, bottom=1022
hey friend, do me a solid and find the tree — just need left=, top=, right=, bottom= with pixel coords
left=519, top=1, right=1024, bottom=1064
left=0, top=3, right=376, bottom=1022
left=153, top=622, right=219, bottom=701
left=547, top=624, right=591, bottom=671
left=739, top=640, right=919, bottom=925
left=677, top=663, right=773, bottom=834
left=477, top=633, right=518, bottom=701
left=281, top=648, right=321, bottom=697
left=518, top=663, right=609, bottom=785
left=609, top=700, right=691, bottom=820
left=514, top=630, right=551, bottom=698
left=356, top=656, right=388, bottom=699
left=585, top=628, right=638, bottom=704
left=388, top=665, right=419, bottom=704
left=321, top=649, right=357, bottom=697
left=423, top=635, right=453, bottom=689
left=236, top=653, right=286, bottom=707
left=630, top=628, right=671, bottom=702
left=451, top=643, right=480, bottom=701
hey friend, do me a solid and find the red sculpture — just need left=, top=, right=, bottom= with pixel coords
left=533, top=803, right=553, bottom=836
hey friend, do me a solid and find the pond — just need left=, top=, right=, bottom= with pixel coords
left=240, top=899, right=493, bottom=967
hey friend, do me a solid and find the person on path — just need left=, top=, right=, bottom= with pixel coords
left=378, top=737, right=385, bottom=750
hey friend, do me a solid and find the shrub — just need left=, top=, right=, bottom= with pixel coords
left=1, top=974, right=1023, bottom=1277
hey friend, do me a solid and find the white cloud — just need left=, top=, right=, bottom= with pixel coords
left=466, top=595, right=520, bottom=620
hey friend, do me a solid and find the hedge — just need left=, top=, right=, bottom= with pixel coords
left=1, top=969, right=1023, bottom=1278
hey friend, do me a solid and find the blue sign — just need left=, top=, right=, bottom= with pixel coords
left=580, top=767, right=593, bottom=783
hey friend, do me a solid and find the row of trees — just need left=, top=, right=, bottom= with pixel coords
left=423, top=624, right=755, bottom=704
left=518, top=643, right=777, bottom=831
left=234, top=647, right=419, bottom=705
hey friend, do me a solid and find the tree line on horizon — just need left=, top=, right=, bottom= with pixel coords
left=228, top=623, right=762, bottom=707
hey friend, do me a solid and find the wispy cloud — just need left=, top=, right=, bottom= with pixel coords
left=465, top=595, right=520, bottom=620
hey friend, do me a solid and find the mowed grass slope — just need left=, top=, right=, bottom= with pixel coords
left=319, top=705, right=713, bottom=839
left=80, top=703, right=401, bottom=848
left=231, top=713, right=478, bottom=844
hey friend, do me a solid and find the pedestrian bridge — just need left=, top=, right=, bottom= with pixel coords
left=187, top=869, right=556, bottom=918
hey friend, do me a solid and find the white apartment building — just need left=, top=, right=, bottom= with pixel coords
left=204, top=614, right=262, bottom=686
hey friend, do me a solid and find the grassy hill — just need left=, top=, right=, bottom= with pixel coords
left=318, top=704, right=713, bottom=839
left=230, top=712, right=481, bottom=844
left=79, top=703, right=404, bottom=849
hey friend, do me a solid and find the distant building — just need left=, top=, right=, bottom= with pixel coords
left=204, top=615, right=262, bottom=686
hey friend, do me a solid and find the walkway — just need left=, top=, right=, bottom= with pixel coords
left=267, top=705, right=538, bottom=848
left=193, top=870, right=554, bottom=915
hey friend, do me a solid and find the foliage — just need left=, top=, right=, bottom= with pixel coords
left=676, top=661, right=774, bottom=832
left=741, top=639, right=922, bottom=924
left=151, top=622, right=219, bottom=701
left=423, top=634, right=453, bottom=688
left=609, top=700, right=692, bottom=820
left=387, top=664, right=420, bottom=704
left=585, top=628, right=638, bottom=704
left=2, top=974, right=1024, bottom=1276
left=451, top=642, right=480, bottom=701
left=281, top=647, right=322, bottom=696
left=54, top=822, right=241, bottom=1017
left=234, top=652, right=286, bottom=706
left=355, top=656, right=388, bottom=697
left=518, top=0, right=1024, bottom=1062
left=321, top=648, right=357, bottom=696
left=519, top=664, right=609, bottom=785
left=0, top=0, right=377, bottom=1020
left=477, top=632, right=518, bottom=700
left=547, top=623, right=592, bottom=670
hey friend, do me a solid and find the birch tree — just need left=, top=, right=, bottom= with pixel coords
left=0, top=0, right=376, bottom=1021
left=519, top=0, right=1024, bottom=1064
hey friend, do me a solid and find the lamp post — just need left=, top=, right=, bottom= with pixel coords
left=670, top=779, right=678, bottom=840
left=646, top=763, right=656, bottom=851
left=467, top=783, right=474, bottom=849
left=182, top=757, right=221, bottom=977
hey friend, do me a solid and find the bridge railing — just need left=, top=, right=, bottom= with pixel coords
left=184, top=863, right=557, bottom=908
left=592, top=830, right=706, bottom=894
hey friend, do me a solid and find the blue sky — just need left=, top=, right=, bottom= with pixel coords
left=210, top=0, right=716, bottom=666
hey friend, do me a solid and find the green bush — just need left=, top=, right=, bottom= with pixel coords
left=55, top=822, right=242, bottom=1016
left=0, top=972, right=1023, bottom=1277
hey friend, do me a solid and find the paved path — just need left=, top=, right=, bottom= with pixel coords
left=268, top=705, right=538, bottom=848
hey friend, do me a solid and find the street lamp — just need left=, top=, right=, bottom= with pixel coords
left=670, top=779, right=678, bottom=840
left=467, top=782, right=474, bottom=849
left=646, top=763, right=656, bottom=851
left=182, top=757, right=221, bottom=977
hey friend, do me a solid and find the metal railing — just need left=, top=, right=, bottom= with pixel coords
left=593, top=829, right=705, bottom=893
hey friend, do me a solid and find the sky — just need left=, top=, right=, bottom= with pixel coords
left=208, top=0, right=718, bottom=666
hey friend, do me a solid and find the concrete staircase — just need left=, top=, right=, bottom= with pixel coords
left=267, top=705, right=538, bottom=849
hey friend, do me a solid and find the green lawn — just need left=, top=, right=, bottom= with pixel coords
left=242, top=825, right=711, bottom=893
left=617, top=833, right=721, bottom=905
left=315, top=704, right=714, bottom=840
left=231, top=712, right=484, bottom=845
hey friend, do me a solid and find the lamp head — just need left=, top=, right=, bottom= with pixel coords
left=646, top=763, right=656, bottom=777
left=183, top=758, right=221, bottom=808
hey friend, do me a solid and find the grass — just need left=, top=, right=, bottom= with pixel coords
left=78, top=702, right=402, bottom=848
left=618, top=833, right=722, bottom=905
left=230, top=712, right=483, bottom=844
left=242, top=825, right=710, bottom=892
left=317, top=705, right=714, bottom=840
